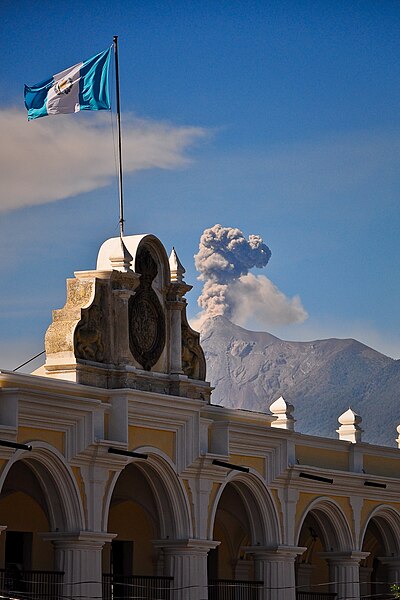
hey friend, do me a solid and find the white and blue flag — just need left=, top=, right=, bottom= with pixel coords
left=24, top=47, right=112, bottom=121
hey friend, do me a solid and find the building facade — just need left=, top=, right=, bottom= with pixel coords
left=1, top=233, right=400, bottom=600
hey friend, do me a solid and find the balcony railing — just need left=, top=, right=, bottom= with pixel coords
left=102, top=574, right=173, bottom=600
left=208, top=579, right=264, bottom=600
left=0, top=569, right=64, bottom=600
left=296, top=593, right=337, bottom=600
left=360, top=595, right=397, bottom=600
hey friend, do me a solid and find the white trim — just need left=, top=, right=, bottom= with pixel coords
left=295, top=496, right=354, bottom=551
left=208, top=469, right=281, bottom=545
left=0, top=441, right=85, bottom=531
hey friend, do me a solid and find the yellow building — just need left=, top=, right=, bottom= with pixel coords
left=1, top=233, right=400, bottom=600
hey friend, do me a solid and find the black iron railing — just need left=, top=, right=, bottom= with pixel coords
left=102, top=574, right=173, bottom=600
left=208, top=579, right=263, bottom=600
left=0, top=569, right=64, bottom=600
left=296, top=593, right=337, bottom=600
left=360, top=595, right=397, bottom=599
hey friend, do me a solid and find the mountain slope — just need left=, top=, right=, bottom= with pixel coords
left=200, top=316, right=400, bottom=446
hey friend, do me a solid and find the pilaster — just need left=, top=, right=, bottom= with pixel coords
left=79, top=464, right=111, bottom=531
left=168, top=298, right=187, bottom=374
left=277, top=487, right=299, bottom=546
left=168, top=247, right=192, bottom=375
left=112, top=289, right=135, bottom=364
left=188, top=477, right=214, bottom=539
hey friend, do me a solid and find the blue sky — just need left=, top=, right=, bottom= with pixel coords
left=1, top=0, right=400, bottom=371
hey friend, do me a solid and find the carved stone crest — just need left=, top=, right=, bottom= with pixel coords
left=129, top=247, right=165, bottom=370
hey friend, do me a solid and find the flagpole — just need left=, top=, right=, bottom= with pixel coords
left=113, top=35, right=125, bottom=237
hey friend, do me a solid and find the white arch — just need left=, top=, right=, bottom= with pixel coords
left=360, top=504, right=400, bottom=555
left=97, top=234, right=170, bottom=289
left=0, top=442, right=85, bottom=531
left=103, top=447, right=192, bottom=538
left=296, top=496, right=354, bottom=551
left=208, top=470, right=281, bottom=545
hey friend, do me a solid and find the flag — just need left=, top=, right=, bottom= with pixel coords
left=24, top=47, right=112, bottom=121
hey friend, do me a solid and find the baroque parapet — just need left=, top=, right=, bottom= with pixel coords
left=38, top=235, right=211, bottom=401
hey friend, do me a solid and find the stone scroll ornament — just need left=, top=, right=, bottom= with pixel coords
left=181, top=312, right=206, bottom=381
left=75, top=302, right=105, bottom=363
left=129, top=247, right=166, bottom=370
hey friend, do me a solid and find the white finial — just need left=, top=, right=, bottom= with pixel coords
left=169, top=247, right=186, bottom=283
left=109, top=237, right=133, bottom=273
left=337, top=407, right=363, bottom=443
left=269, top=396, right=295, bottom=431
left=396, top=424, right=400, bottom=448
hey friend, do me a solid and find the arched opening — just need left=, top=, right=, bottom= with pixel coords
left=296, top=500, right=353, bottom=599
left=297, top=512, right=331, bottom=597
left=105, top=463, right=159, bottom=577
left=209, top=475, right=279, bottom=599
left=360, top=508, right=400, bottom=599
left=104, top=456, right=190, bottom=600
left=0, top=450, right=81, bottom=600
left=0, top=461, right=53, bottom=571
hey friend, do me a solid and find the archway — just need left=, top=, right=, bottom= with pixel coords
left=209, top=473, right=280, bottom=598
left=360, top=506, right=400, bottom=599
left=0, top=447, right=84, bottom=598
left=296, top=498, right=353, bottom=597
left=104, top=453, right=191, bottom=599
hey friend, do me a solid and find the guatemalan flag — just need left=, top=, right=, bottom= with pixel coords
left=24, top=47, right=112, bottom=121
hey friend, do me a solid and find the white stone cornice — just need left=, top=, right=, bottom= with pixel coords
left=153, top=538, right=220, bottom=552
left=284, top=464, right=400, bottom=499
left=244, top=544, right=306, bottom=559
left=319, top=550, right=370, bottom=563
left=40, top=530, right=116, bottom=546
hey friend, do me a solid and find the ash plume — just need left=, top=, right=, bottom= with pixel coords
left=193, top=224, right=307, bottom=329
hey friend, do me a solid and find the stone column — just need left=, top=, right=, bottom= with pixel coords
left=320, top=551, right=369, bottom=600
left=168, top=299, right=186, bottom=374
left=168, top=248, right=192, bottom=375
left=112, top=289, right=135, bottom=364
left=245, top=545, right=305, bottom=600
left=42, top=531, right=115, bottom=600
left=153, top=538, right=219, bottom=600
